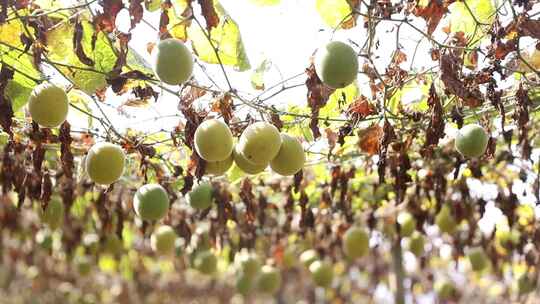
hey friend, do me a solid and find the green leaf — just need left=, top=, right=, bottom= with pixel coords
left=249, top=0, right=280, bottom=6
left=46, top=16, right=117, bottom=94
left=448, top=0, right=495, bottom=44
left=316, top=0, right=356, bottom=29
left=0, top=18, right=41, bottom=111
left=188, top=1, right=250, bottom=71
left=251, top=59, right=272, bottom=90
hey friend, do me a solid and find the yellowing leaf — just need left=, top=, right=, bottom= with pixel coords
left=47, top=16, right=117, bottom=94
left=168, top=0, right=192, bottom=41
left=320, top=81, right=358, bottom=119
left=0, top=19, right=40, bottom=111
left=448, top=0, right=495, bottom=44
left=251, top=59, right=272, bottom=90
left=316, top=0, right=357, bottom=29
left=188, top=2, right=250, bottom=71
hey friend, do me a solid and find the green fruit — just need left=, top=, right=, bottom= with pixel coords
left=300, top=249, right=319, bottom=267
left=270, top=134, right=305, bottom=176
left=144, top=0, right=161, bottom=11
left=152, top=38, right=193, bottom=85
left=281, top=247, right=297, bottom=269
left=76, top=256, right=92, bottom=276
left=151, top=225, right=177, bottom=255
left=517, top=273, right=536, bottom=295
left=134, top=184, right=170, bottom=221
left=435, top=205, right=457, bottom=234
left=309, top=260, right=334, bottom=288
left=205, top=153, right=234, bottom=175
left=236, top=273, right=254, bottom=296
left=257, top=265, right=282, bottom=294
left=85, top=142, right=126, bottom=185
left=233, top=146, right=267, bottom=174
left=343, top=227, right=369, bottom=259
left=235, top=252, right=261, bottom=278
left=455, top=124, right=489, bottom=158
left=408, top=232, right=425, bottom=257
left=397, top=212, right=416, bottom=237
left=435, top=279, right=456, bottom=300
left=237, top=122, right=282, bottom=165
left=187, top=183, right=214, bottom=210
left=194, top=119, right=234, bottom=162
left=194, top=251, right=218, bottom=275
left=28, top=83, right=69, bottom=128
left=42, top=199, right=64, bottom=230
left=314, top=41, right=358, bottom=89
left=104, top=234, right=123, bottom=255
left=467, top=247, right=489, bottom=272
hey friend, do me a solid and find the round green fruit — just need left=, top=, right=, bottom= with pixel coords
left=257, top=265, right=282, bottom=294
left=194, top=250, right=218, bottom=275
left=42, top=198, right=64, bottom=230
left=237, top=122, right=282, bottom=165
left=236, top=273, right=255, bottom=296
left=134, top=184, right=170, bottom=221
left=407, top=232, right=425, bottom=257
left=104, top=234, right=123, bottom=255
left=314, top=41, right=359, bottom=89
left=28, top=83, right=69, bottom=128
left=270, top=134, right=305, bottom=176
left=235, top=251, right=261, bottom=278
left=455, top=124, right=489, bottom=158
left=187, top=183, right=214, bottom=210
left=194, top=119, right=234, bottom=162
left=467, top=247, right=489, bottom=272
left=397, top=212, right=416, bottom=237
left=435, top=279, right=456, bottom=300
left=309, top=260, right=334, bottom=288
left=205, top=153, right=233, bottom=175
left=435, top=204, right=457, bottom=235
left=343, top=227, right=369, bottom=259
left=85, top=142, right=125, bottom=185
left=300, top=249, right=319, bottom=267
left=281, top=247, right=297, bottom=269
left=152, top=38, right=193, bottom=85
left=517, top=273, right=536, bottom=295
left=76, top=256, right=92, bottom=276
left=151, top=225, right=177, bottom=255
left=233, top=146, right=267, bottom=174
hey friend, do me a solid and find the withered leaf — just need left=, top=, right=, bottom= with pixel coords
left=73, top=20, right=95, bottom=66
left=210, top=93, right=233, bottom=124
left=93, top=0, right=124, bottom=34
left=358, top=124, right=383, bottom=156
left=440, top=53, right=483, bottom=107
left=421, top=84, right=445, bottom=157
left=129, top=0, right=144, bottom=30
left=347, top=95, right=376, bottom=119
left=198, top=0, right=219, bottom=31
left=306, top=63, right=335, bottom=139
left=412, top=0, right=450, bottom=35
left=0, top=65, right=14, bottom=136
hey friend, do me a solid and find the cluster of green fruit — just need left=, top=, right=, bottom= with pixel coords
left=194, top=119, right=306, bottom=177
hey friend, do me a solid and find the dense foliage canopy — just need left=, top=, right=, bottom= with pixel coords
left=0, top=0, right=540, bottom=303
